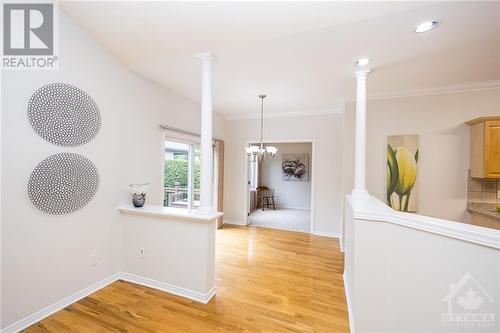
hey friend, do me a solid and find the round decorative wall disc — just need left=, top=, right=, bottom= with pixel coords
left=27, top=83, right=101, bottom=147
left=28, top=153, right=100, bottom=215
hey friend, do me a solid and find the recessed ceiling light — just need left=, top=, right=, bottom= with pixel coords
left=355, top=57, right=370, bottom=66
left=415, top=21, right=439, bottom=33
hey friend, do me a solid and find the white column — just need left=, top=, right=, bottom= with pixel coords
left=196, top=52, right=214, bottom=211
left=352, top=69, right=371, bottom=201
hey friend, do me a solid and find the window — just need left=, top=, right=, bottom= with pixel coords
left=164, top=140, right=200, bottom=209
left=162, top=127, right=223, bottom=214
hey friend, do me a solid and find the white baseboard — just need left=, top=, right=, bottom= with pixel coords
left=223, top=219, right=247, bottom=226
left=1, top=272, right=216, bottom=332
left=0, top=273, right=121, bottom=333
left=119, top=272, right=216, bottom=304
left=312, top=230, right=340, bottom=238
left=279, top=206, right=311, bottom=211
left=343, top=273, right=355, bottom=333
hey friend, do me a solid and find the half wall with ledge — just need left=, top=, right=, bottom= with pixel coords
left=118, top=205, right=223, bottom=303
left=343, top=195, right=500, bottom=332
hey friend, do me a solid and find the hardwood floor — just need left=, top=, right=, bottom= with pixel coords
left=24, top=226, right=349, bottom=333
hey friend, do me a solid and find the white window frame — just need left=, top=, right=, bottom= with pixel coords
left=163, top=128, right=200, bottom=210
left=162, top=128, right=217, bottom=211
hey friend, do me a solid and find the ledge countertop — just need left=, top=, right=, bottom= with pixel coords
left=118, top=205, right=223, bottom=222
left=467, top=202, right=500, bottom=220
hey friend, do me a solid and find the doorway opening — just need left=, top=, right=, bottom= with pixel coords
left=245, top=141, right=314, bottom=233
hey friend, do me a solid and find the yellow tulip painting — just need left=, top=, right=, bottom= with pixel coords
left=387, top=135, right=419, bottom=212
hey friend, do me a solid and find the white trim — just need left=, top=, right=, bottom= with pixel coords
left=246, top=138, right=314, bottom=144
left=356, top=210, right=500, bottom=250
left=310, top=140, right=316, bottom=234
left=162, top=127, right=201, bottom=145
left=225, top=108, right=342, bottom=120
left=349, top=196, right=500, bottom=250
left=340, top=199, right=345, bottom=253
left=160, top=129, right=167, bottom=205
left=119, top=272, right=216, bottom=304
left=223, top=219, right=247, bottom=226
left=118, top=205, right=222, bottom=222
left=345, top=79, right=500, bottom=102
left=244, top=143, right=251, bottom=226
left=312, top=231, right=340, bottom=239
left=0, top=272, right=217, bottom=332
left=223, top=81, right=500, bottom=120
left=343, top=273, right=355, bottom=333
left=340, top=234, right=344, bottom=252
left=0, top=273, right=121, bottom=333
left=278, top=206, right=311, bottom=211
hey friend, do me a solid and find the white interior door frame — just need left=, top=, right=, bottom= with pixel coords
left=243, top=138, right=316, bottom=234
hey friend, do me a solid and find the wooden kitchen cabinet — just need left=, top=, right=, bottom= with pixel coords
left=466, top=116, right=500, bottom=179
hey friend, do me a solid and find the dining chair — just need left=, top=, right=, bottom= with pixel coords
left=256, top=186, right=276, bottom=210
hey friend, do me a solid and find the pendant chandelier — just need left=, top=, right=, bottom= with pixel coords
left=246, top=94, right=278, bottom=162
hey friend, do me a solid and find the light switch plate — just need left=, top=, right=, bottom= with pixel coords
left=90, top=254, right=97, bottom=266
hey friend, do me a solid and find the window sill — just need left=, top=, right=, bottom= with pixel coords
left=118, top=205, right=223, bottom=223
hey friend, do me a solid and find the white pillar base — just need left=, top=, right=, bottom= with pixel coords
left=351, top=189, right=370, bottom=202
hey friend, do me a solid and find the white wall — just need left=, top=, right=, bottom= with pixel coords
left=0, top=12, right=224, bottom=329
left=260, top=142, right=312, bottom=210
left=343, top=89, right=500, bottom=223
left=224, top=114, right=343, bottom=236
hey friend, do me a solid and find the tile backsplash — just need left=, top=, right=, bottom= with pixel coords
left=467, top=178, right=500, bottom=204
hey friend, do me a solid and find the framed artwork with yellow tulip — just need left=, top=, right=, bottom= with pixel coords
left=387, top=135, right=419, bottom=212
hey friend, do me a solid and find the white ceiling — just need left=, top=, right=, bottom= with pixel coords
left=61, top=1, right=500, bottom=117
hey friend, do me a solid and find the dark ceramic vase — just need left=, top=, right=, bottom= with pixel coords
left=129, top=183, right=148, bottom=208
left=132, top=193, right=146, bottom=207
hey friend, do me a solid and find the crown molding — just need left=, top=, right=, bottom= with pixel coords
left=224, top=107, right=343, bottom=121
left=223, top=80, right=499, bottom=121
left=345, top=79, right=500, bottom=102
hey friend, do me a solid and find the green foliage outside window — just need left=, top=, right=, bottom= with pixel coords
left=164, top=159, right=201, bottom=206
